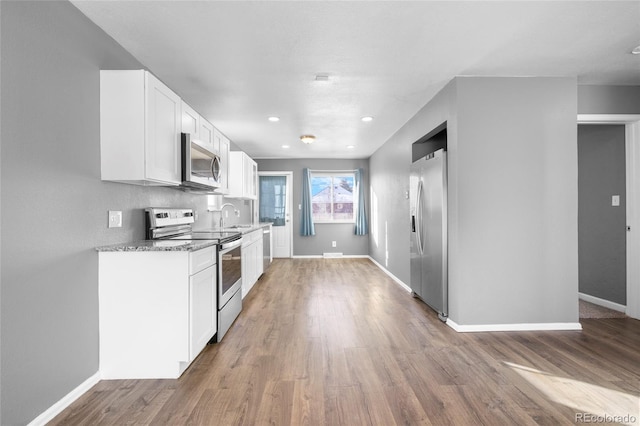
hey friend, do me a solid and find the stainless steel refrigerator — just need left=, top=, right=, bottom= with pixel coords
left=410, top=148, right=448, bottom=321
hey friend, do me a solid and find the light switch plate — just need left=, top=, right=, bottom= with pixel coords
left=108, top=210, right=122, bottom=228
left=612, top=195, right=620, bottom=207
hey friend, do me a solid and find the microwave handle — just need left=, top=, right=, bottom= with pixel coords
left=211, top=155, right=221, bottom=182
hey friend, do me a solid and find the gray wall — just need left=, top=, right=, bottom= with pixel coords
left=578, top=125, right=627, bottom=305
left=370, top=76, right=579, bottom=326
left=256, top=158, right=370, bottom=256
left=578, top=85, right=640, bottom=114
left=0, top=2, right=215, bottom=424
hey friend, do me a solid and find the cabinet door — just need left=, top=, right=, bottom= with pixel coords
left=200, top=119, right=215, bottom=153
left=181, top=101, right=200, bottom=140
left=212, top=127, right=223, bottom=156
left=250, top=160, right=258, bottom=199
left=189, top=265, right=217, bottom=361
left=145, top=72, right=182, bottom=184
left=243, top=156, right=258, bottom=200
left=241, top=243, right=250, bottom=298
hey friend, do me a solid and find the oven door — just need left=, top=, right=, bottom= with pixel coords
left=218, top=238, right=242, bottom=307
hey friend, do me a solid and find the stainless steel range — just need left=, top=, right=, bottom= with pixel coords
left=145, top=208, right=243, bottom=341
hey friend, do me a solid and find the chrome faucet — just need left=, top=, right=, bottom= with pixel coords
left=217, top=203, right=238, bottom=229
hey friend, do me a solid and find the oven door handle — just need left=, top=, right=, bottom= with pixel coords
left=220, top=238, right=242, bottom=252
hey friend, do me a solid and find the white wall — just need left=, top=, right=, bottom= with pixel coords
left=370, top=77, right=579, bottom=327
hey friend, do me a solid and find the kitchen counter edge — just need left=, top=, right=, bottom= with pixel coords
left=95, top=240, right=219, bottom=253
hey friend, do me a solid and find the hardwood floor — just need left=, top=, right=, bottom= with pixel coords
left=50, top=258, right=640, bottom=425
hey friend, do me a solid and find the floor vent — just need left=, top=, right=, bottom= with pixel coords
left=323, top=252, right=343, bottom=258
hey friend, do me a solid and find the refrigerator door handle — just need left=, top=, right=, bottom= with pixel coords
left=416, top=180, right=424, bottom=255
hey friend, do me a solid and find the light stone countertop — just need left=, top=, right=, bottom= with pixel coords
left=215, top=223, right=272, bottom=234
left=96, top=223, right=272, bottom=252
left=95, top=239, right=219, bottom=252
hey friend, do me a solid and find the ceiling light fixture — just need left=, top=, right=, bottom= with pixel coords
left=281, top=145, right=290, bottom=149
left=632, top=45, right=640, bottom=55
left=268, top=116, right=280, bottom=122
left=300, top=135, right=316, bottom=144
left=361, top=116, right=374, bottom=122
left=347, top=145, right=355, bottom=149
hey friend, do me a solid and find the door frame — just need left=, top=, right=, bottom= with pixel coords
left=258, top=171, right=293, bottom=258
left=578, top=114, right=640, bottom=320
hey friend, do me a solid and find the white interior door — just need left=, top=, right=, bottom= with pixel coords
left=259, top=172, right=292, bottom=258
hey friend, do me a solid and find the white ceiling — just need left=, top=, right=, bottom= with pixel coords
left=71, top=1, right=640, bottom=159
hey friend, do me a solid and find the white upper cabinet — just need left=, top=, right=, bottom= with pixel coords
left=213, top=127, right=223, bottom=155
left=181, top=101, right=201, bottom=140
left=101, top=70, right=181, bottom=186
left=199, top=119, right=215, bottom=153
left=183, top=101, right=217, bottom=154
left=227, top=151, right=257, bottom=200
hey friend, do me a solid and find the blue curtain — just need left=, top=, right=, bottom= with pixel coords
left=300, top=168, right=315, bottom=236
left=354, top=168, right=368, bottom=235
left=259, top=176, right=287, bottom=226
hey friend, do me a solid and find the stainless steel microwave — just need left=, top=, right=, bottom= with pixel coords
left=181, top=133, right=221, bottom=191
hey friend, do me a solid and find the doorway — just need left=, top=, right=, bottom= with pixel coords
left=578, top=124, right=626, bottom=309
left=258, top=172, right=293, bottom=258
left=578, top=114, right=640, bottom=320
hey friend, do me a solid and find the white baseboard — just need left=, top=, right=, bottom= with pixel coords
left=292, top=255, right=322, bottom=259
left=28, top=371, right=101, bottom=426
left=579, top=292, right=626, bottom=313
left=446, top=318, right=582, bottom=333
left=367, top=256, right=412, bottom=293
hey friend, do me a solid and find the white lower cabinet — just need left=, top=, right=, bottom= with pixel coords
left=189, top=265, right=216, bottom=361
left=241, top=229, right=264, bottom=298
left=98, top=246, right=217, bottom=379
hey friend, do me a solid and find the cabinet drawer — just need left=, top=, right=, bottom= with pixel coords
left=189, top=246, right=216, bottom=275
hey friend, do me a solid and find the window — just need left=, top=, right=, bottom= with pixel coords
left=311, top=172, right=356, bottom=223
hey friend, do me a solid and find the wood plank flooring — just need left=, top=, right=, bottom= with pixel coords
left=50, top=258, right=640, bottom=425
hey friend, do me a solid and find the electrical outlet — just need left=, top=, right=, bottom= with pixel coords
left=108, top=210, right=122, bottom=228
left=332, top=241, right=337, bottom=248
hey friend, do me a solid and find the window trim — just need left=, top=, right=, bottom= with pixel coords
left=310, top=171, right=357, bottom=224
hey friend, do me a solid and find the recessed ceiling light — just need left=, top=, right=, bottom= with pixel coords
left=300, top=135, right=315, bottom=144
left=268, top=116, right=280, bottom=122
left=361, top=116, right=374, bottom=122
left=281, top=145, right=290, bottom=149
left=347, top=145, right=355, bottom=149
left=632, top=45, right=640, bottom=55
